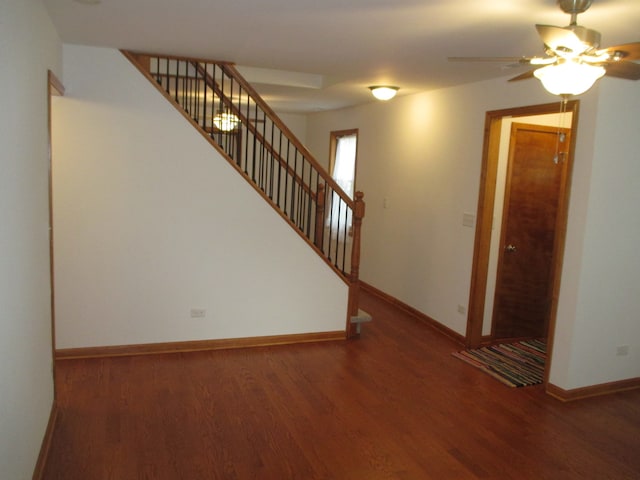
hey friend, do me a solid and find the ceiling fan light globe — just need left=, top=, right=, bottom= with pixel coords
left=533, top=60, right=605, bottom=95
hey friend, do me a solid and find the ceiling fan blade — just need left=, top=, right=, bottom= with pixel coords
left=598, top=42, right=640, bottom=62
left=604, top=60, right=640, bottom=80
left=508, top=69, right=538, bottom=82
left=535, top=24, right=586, bottom=54
left=448, top=56, right=531, bottom=63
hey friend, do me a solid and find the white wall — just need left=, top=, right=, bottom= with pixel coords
left=551, top=78, right=640, bottom=389
left=52, top=45, right=348, bottom=349
left=306, top=75, right=639, bottom=390
left=277, top=112, right=308, bottom=145
left=0, top=1, right=61, bottom=477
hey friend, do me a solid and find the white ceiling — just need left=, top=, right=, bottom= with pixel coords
left=43, top=0, right=640, bottom=113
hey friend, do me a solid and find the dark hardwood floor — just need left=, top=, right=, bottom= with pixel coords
left=44, top=290, right=640, bottom=479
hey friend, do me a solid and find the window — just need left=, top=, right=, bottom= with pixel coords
left=329, top=129, right=358, bottom=199
left=327, top=129, right=358, bottom=240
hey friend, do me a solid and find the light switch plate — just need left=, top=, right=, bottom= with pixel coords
left=462, top=212, right=475, bottom=228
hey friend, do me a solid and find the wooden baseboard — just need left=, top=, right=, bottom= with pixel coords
left=55, top=331, right=346, bottom=360
left=546, top=377, right=640, bottom=402
left=361, top=281, right=465, bottom=345
left=32, top=401, right=58, bottom=480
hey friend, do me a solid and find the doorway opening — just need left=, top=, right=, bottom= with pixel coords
left=466, top=101, right=579, bottom=382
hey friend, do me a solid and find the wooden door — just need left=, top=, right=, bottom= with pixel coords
left=492, top=122, right=571, bottom=340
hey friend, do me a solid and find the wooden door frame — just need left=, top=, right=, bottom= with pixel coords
left=465, top=101, right=579, bottom=380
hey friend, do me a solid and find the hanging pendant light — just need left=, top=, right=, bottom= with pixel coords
left=213, top=111, right=240, bottom=132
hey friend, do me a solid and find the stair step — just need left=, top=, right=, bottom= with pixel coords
left=350, top=309, right=372, bottom=334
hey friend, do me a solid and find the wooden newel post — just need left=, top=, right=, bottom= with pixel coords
left=314, top=183, right=326, bottom=250
left=347, top=191, right=365, bottom=338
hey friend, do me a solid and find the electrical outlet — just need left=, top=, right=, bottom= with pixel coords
left=616, top=345, right=629, bottom=356
left=190, top=308, right=206, bottom=318
left=457, top=304, right=467, bottom=315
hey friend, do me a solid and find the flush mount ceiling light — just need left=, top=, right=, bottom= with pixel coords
left=368, top=86, right=399, bottom=101
left=533, top=59, right=605, bottom=96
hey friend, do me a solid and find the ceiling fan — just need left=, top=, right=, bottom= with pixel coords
left=449, top=0, right=640, bottom=96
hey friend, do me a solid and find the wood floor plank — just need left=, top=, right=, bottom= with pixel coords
left=43, top=290, right=640, bottom=479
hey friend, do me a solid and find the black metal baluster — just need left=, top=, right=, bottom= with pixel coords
left=189, top=74, right=194, bottom=120
left=244, top=92, right=251, bottom=174
left=223, top=68, right=229, bottom=150
left=276, top=131, right=283, bottom=208
left=233, top=72, right=238, bottom=158
left=327, top=187, right=335, bottom=262
left=164, top=57, right=170, bottom=95
left=268, top=121, right=275, bottom=199
left=298, top=160, right=306, bottom=231
left=283, top=138, right=291, bottom=216
left=155, top=57, right=161, bottom=84
left=195, top=62, right=201, bottom=125
left=181, top=61, right=187, bottom=112
left=173, top=59, right=179, bottom=104
left=227, top=71, right=233, bottom=157
left=290, top=148, right=298, bottom=223
left=340, top=200, right=348, bottom=273
left=192, top=66, right=197, bottom=120
left=217, top=66, right=224, bottom=148
left=317, top=172, right=322, bottom=243
left=336, top=199, right=344, bottom=269
left=251, top=100, right=259, bottom=183
left=305, top=161, right=313, bottom=237
left=261, top=106, right=267, bottom=193
left=298, top=172, right=304, bottom=230
left=200, top=63, right=206, bottom=132
left=211, top=65, right=216, bottom=144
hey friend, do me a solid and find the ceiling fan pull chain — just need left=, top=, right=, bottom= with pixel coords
left=553, top=98, right=569, bottom=164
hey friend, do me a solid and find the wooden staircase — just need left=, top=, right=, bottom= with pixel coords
left=123, top=51, right=370, bottom=337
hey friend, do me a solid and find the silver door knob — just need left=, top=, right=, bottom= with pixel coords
left=505, top=244, right=517, bottom=252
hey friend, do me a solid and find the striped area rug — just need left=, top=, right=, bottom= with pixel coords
left=452, top=339, right=546, bottom=387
